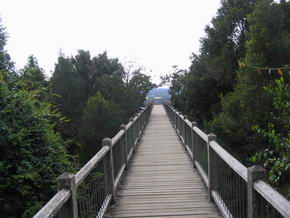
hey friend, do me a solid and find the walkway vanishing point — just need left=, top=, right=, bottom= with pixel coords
left=107, top=105, right=221, bottom=217
left=34, top=103, right=290, bottom=218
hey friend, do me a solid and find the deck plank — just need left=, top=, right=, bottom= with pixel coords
left=106, top=105, right=221, bottom=217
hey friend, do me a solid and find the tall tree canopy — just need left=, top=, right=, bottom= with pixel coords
left=167, top=0, right=290, bottom=197
left=0, top=21, right=72, bottom=217
left=0, top=17, right=155, bottom=216
left=167, top=0, right=256, bottom=125
left=0, top=21, right=13, bottom=72
left=50, top=50, right=155, bottom=162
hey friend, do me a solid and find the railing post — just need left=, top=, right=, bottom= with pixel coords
left=178, top=112, right=182, bottom=136
left=144, top=107, right=147, bottom=126
left=179, top=112, right=182, bottom=134
left=175, top=109, right=177, bottom=127
left=141, top=109, right=144, bottom=130
left=171, top=108, right=174, bottom=125
left=120, top=124, right=128, bottom=167
left=102, top=138, right=115, bottom=201
left=180, top=113, right=183, bottom=136
left=247, top=165, right=266, bottom=218
left=183, top=115, right=188, bottom=149
left=207, top=133, right=216, bottom=201
left=57, top=173, right=79, bottom=218
left=191, top=121, right=198, bottom=168
left=181, top=114, right=185, bottom=140
left=174, top=110, right=177, bottom=128
left=176, top=112, right=180, bottom=134
left=129, top=117, right=135, bottom=150
left=135, top=113, right=139, bottom=139
left=138, top=111, right=141, bottom=136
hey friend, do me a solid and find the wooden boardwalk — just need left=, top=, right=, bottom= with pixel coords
left=106, top=105, right=221, bottom=217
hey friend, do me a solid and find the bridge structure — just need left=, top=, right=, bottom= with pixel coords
left=34, top=103, right=290, bottom=218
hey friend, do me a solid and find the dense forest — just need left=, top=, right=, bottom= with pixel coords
left=163, top=0, right=290, bottom=199
left=0, top=20, right=155, bottom=217
left=1, top=0, right=290, bottom=217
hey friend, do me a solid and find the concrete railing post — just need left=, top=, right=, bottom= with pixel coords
left=191, top=121, right=198, bottom=168
left=247, top=165, right=266, bottom=218
left=57, top=173, right=79, bottom=218
left=102, top=138, right=115, bottom=201
left=207, top=133, right=216, bottom=201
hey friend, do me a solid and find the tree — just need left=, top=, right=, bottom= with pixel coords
left=0, top=20, right=13, bottom=72
left=161, top=66, right=186, bottom=112
left=200, top=0, right=255, bottom=91
left=251, top=78, right=290, bottom=198
left=95, top=74, right=126, bottom=105
left=210, top=0, right=290, bottom=160
left=50, top=50, right=155, bottom=158
left=125, top=69, right=156, bottom=116
left=50, top=50, right=126, bottom=125
left=0, top=72, right=72, bottom=217
left=78, top=94, right=125, bottom=162
left=91, top=51, right=125, bottom=79
left=20, top=56, right=48, bottom=95
left=168, top=0, right=257, bottom=126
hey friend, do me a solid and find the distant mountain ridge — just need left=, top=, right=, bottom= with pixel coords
left=147, top=88, right=170, bottom=99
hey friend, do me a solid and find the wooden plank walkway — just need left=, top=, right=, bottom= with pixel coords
left=106, top=105, right=221, bottom=217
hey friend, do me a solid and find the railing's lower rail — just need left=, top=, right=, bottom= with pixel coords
left=163, top=100, right=290, bottom=218
left=33, top=103, right=153, bottom=218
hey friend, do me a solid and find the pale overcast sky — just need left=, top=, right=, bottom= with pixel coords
left=1, top=0, right=221, bottom=83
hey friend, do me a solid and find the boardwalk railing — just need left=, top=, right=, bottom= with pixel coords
left=33, top=103, right=153, bottom=218
left=163, top=101, right=290, bottom=218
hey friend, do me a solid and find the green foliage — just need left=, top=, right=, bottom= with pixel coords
left=0, top=20, right=74, bottom=217
left=78, top=94, right=125, bottom=162
left=0, top=72, right=72, bottom=217
left=125, top=70, right=156, bottom=116
left=161, top=66, right=186, bottom=112
left=210, top=0, right=290, bottom=159
left=95, top=74, right=126, bottom=106
left=50, top=50, right=154, bottom=162
left=168, top=0, right=290, bottom=198
left=20, top=56, right=47, bottom=90
left=251, top=78, right=290, bottom=195
left=167, top=0, right=256, bottom=126
left=0, top=17, right=155, bottom=217
left=0, top=21, right=13, bottom=71
left=200, top=0, right=255, bottom=89
left=91, top=51, right=125, bottom=79
left=245, top=0, right=290, bottom=66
